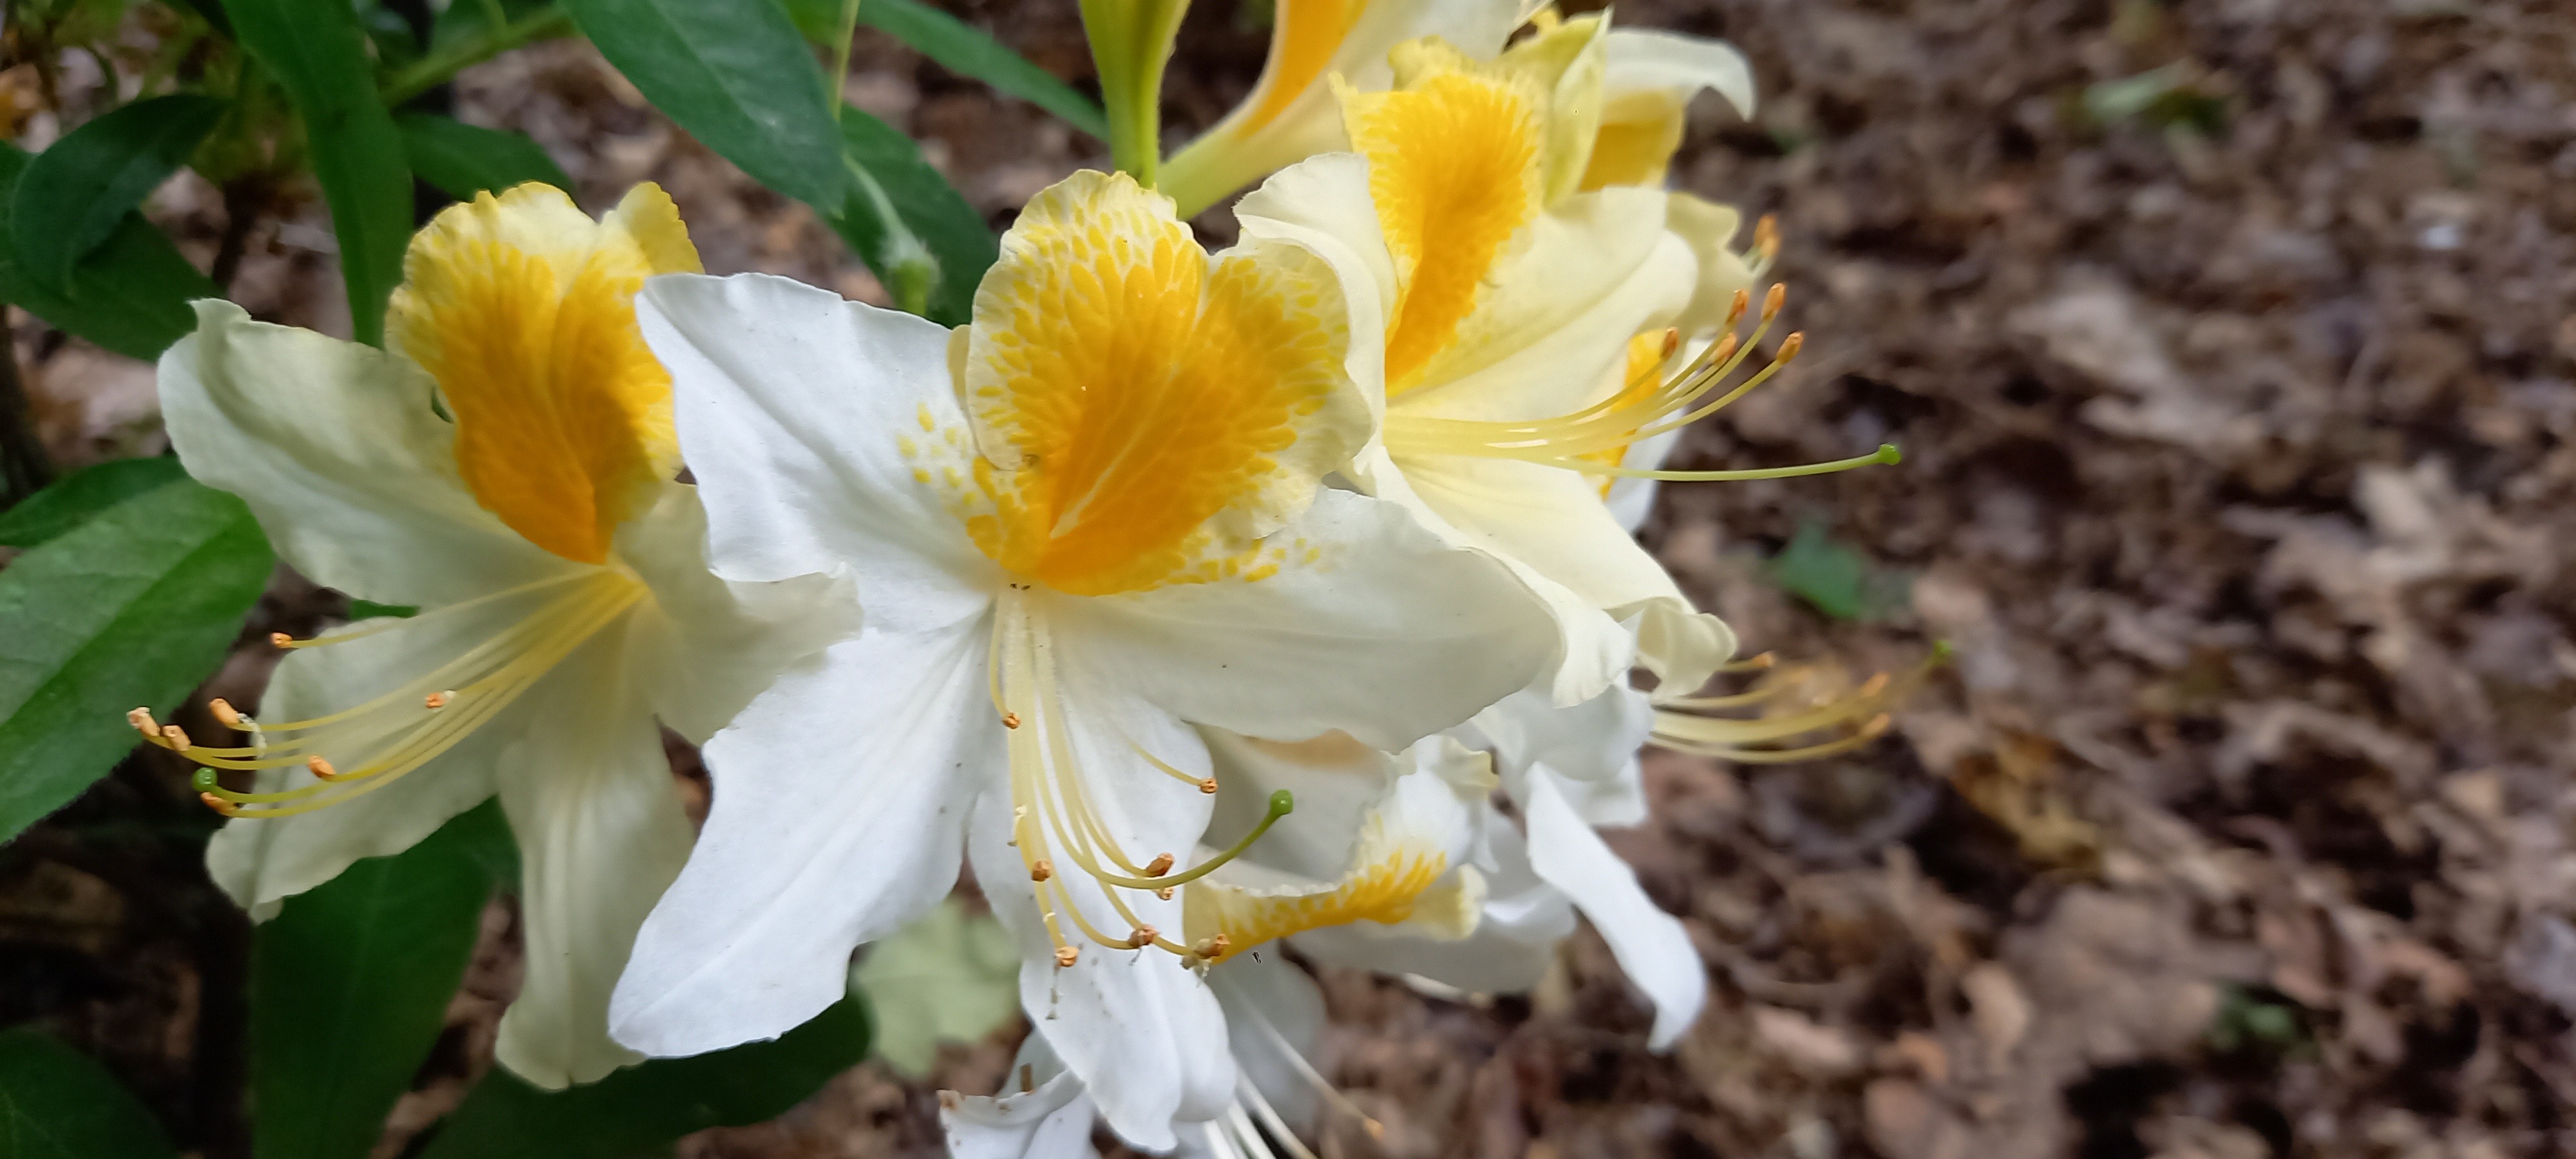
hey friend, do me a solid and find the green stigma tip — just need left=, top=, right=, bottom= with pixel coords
left=1267, top=789, right=1295, bottom=816
left=1876, top=443, right=1902, bottom=465
left=1931, top=639, right=1956, bottom=659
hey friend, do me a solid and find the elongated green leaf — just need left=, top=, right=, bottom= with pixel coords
left=12, top=94, right=227, bottom=288
left=0, top=456, right=185, bottom=548
left=0, top=1030, right=180, bottom=1159
left=395, top=113, right=573, bottom=200
left=253, top=802, right=508, bottom=1159
left=419, top=995, right=872, bottom=1159
left=227, top=0, right=414, bottom=346
left=0, top=478, right=272, bottom=843
left=0, top=145, right=220, bottom=361
left=565, top=0, right=847, bottom=209
left=784, top=0, right=1106, bottom=139
left=831, top=106, right=994, bottom=325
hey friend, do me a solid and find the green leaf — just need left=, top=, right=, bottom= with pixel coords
left=829, top=106, right=995, bottom=325
left=227, top=0, right=415, bottom=346
left=0, top=456, right=185, bottom=547
left=851, top=898, right=1018, bottom=1076
left=1765, top=521, right=1909, bottom=623
left=784, top=0, right=1107, bottom=140
left=394, top=113, right=573, bottom=200
left=418, top=995, right=873, bottom=1159
left=252, top=802, right=508, bottom=1159
left=0, top=478, right=272, bottom=844
left=565, top=0, right=848, bottom=209
left=11, top=94, right=227, bottom=289
left=0, top=1029, right=180, bottom=1159
left=0, top=144, right=222, bottom=361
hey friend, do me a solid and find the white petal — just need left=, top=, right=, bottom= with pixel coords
left=1466, top=684, right=1652, bottom=784
left=610, top=620, right=996, bottom=1057
left=611, top=483, right=862, bottom=742
left=1603, top=426, right=1683, bottom=533
left=1197, top=728, right=1395, bottom=884
left=490, top=636, right=691, bottom=1088
left=941, top=1069, right=1099, bottom=1159
left=969, top=743, right=1230, bottom=1153
left=1522, top=769, right=1705, bottom=1048
left=1061, top=488, right=1557, bottom=751
left=1396, top=188, right=1691, bottom=424
left=1398, top=451, right=1734, bottom=695
left=1604, top=28, right=1756, bottom=119
left=1236, top=153, right=1399, bottom=369
left=203, top=607, right=547, bottom=914
left=639, top=271, right=1001, bottom=632
left=1209, top=956, right=1327, bottom=1130
left=159, top=300, right=577, bottom=607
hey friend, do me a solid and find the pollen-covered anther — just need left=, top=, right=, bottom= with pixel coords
left=1054, top=945, right=1080, bottom=968
left=127, top=708, right=160, bottom=736
left=1001, top=711, right=1021, bottom=730
left=1723, top=287, right=1751, bottom=330
left=209, top=699, right=244, bottom=728
left=1192, top=934, right=1230, bottom=961
left=1030, top=859, right=1054, bottom=882
left=1761, top=282, right=1786, bottom=322
left=1775, top=332, right=1805, bottom=364
left=423, top=690, right=455, bottom=710
left=306, top=755, right=340, bottom=781
left=1198, top=777, right=1218, bottom=795
left=159, top=724, right=193, bottom=751
left=1754, top=212, right=1781, bottom=258
left=1126, top=925, right=1158, bottom=949
left=1155, top=886, right=1175, bottom=900
left=269, top=632, right=294, bottom=648
left=1144, top=852, right=1175, bottom=877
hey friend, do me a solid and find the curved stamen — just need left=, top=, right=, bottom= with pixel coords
left=1651, top=643, right=1948, bottom=764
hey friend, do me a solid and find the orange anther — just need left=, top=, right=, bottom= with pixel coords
left=128, top=708, right=159, bottom=735
left=1126, top=925, right=1157, bottom=949
left=1762, top=283, right=1786, bottom=319
left=1776, top=332, right=1804, bottom=363
left=306, top=755, right=339, bottom=781
left=1054, top=945, right=1079, bottom=968
left=209, top=699, right=243, bottom=728
left=269, top=632, right=294, bottom=648
left=198, top=791, right=231, bottom=814
left=1001, top=711, right=1021, bottom=730
left=1198, top=778, right=1218, bottom=795
left=1030, top=860, right=1054, bottom=882
left=1155, top=886, right=1175, bottom=900
left=159, top=724, right=193, bottom=751
left=1144, top=853, right=1175, bottom=877
left=423, top=690, right=452, bottom=710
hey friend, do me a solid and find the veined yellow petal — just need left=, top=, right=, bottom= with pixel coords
left=957, top=171, right=1363, bottom=596
left=1341, top=42, right=1546, bottom=395
left=388, top=184, right=701, bottom=565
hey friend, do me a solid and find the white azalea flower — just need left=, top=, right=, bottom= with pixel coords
left=145, top=184, right=851, bottom=1088
left=1231, top=14, right=1789, bottom=708
left=606, top=169, right=1557, bottom=1150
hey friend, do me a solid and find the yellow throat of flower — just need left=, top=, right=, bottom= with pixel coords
left=931, top=170, right=1364, bottom=598
left=388, top=182, right=701, bottom=565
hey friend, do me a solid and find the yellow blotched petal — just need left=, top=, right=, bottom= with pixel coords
left=1341, top=42, right=1546, bottom=395
left=388, top=184, right=699, bottom=565
left=958, top=171, right=1363, bottom=596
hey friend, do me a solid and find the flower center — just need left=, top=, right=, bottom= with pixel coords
left=144, top=570, right=645, bottom=819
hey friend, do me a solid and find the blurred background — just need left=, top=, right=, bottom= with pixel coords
left=3, top=0, right=2571, bottom=1156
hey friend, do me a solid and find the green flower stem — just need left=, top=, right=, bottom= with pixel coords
left=378, top=8, right=574, bottom=107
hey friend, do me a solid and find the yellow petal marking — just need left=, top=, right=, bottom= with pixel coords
left=388, top=183, right=701, bottom=565
left=1341, top=40, right=1546, bottom=395
left=958, top=171, right=1359, bottom=596
left=1585, top=327, right=1681, bottom=496
left=1580, top=100, right=1686, bottom=190
left=1184, top=836, right=1470, bottom=966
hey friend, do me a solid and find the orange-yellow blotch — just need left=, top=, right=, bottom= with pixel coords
left=957, top=171, right=1360, bottom=596
left=1339, top=46, right=1545, bottom=393
left=388, top=183, right=702, bottom=565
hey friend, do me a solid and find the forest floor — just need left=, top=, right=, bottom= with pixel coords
left=6, top=1, right=2575, bottom=1157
